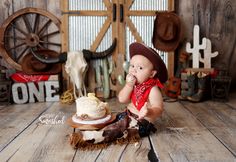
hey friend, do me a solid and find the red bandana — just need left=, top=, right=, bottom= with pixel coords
left=131, top=78, right=163, bottom=111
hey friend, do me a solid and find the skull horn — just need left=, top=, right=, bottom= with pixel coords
left=30, top=38, right=117, bottom=64
left=30, top=48, right=67, bottom=64
left=82, top=38, right=117, bottom=60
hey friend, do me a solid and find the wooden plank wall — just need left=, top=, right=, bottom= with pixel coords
left=0, top=0, right=61, bottom=25
left=176, top=0, right=236, bottom=90
left=0, top=0, right=235, bottom=90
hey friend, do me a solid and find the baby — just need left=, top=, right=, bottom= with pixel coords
left=69, top=42, right=168, bottom=149
left=118, top=42, right=168, bottom=124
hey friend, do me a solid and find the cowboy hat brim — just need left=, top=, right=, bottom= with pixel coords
left=129, top=42, right=168, bottom=83
left=152, top=12, right=182, bottom=52
left=21, top=49, right=62, bottom=75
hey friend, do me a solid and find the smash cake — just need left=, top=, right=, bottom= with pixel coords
left=71, top=93, right=114, bottom=127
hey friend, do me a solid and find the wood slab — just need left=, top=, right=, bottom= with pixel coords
left=227, top=92, right=236, bottom=108
left=0, top=102, right=76, bottom=162
left=181, top=100, right=236, bottom=156
left=120, top=137, right=151, bottom=162
left=0, top=102, right=53, bottom=152
left=150, top=101, right=235, bottom=161
left=1, top=93, right=236, bottom=161
left=93, top=144, right=127, bottom=162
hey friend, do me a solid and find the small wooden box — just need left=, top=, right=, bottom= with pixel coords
left=211, top=76, right=231, bottom=102
left=0, top=80, right=12, bottom=105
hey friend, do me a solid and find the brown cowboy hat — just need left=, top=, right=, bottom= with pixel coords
left=129, top=42, right=168, bottom=83
left=152, top=12, right=182, bottom=52
left=21, top=49, right=62, bottom=75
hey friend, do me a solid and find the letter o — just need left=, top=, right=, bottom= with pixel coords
left=12, top=83, right=28, bottom=104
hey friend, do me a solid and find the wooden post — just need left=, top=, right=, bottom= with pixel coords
left=167, top=0, right=175, bottom=78
left=60, top=0, right=69, bottom=91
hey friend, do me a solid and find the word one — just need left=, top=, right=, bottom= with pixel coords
left=12, top=81, right=59, bottom=104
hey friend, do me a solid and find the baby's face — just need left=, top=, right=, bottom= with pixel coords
left=129, top=55, right=156, bottom=84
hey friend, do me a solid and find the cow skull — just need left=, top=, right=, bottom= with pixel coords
left=65, top=51, right=88, bottom=97
left=30, top=38, right=117, bottom=98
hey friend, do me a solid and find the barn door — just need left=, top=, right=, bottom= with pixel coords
left=61, top=0, right=174, bottom=98
left=116, top=0, right=174, bottom=74
left=61, top=0, right=117, bottom=98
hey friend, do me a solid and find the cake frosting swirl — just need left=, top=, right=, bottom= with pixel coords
left=75, top=93, right=110, bottom=120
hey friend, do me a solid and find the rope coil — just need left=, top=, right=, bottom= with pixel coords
left=60, top=89, right=75, bottom=105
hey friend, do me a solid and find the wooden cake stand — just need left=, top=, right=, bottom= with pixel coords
left=67, top=114, right=116, bottom=131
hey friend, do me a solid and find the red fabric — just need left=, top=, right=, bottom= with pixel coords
left=10, top=72, right=50, bottom=83
left=210, top=69, right=218, bottom=78
left=131, top=78, right=163, bottom=111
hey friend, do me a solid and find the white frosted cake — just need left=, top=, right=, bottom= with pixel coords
left=75, top=93, right=110, bottom=121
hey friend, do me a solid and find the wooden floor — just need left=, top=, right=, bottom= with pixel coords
left=0, top=93, right=236, bottom=162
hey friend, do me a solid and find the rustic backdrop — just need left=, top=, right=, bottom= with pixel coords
left=176, top=0, right=235, bottom=90
left=0, top=0, right=235, bottom=90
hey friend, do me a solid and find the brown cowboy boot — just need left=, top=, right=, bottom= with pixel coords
left=69, top=112, right=142, bottom=150
left=188, top=72, right=210, bottom=102
left=187, top=71, right=198, bottom=96
left=178, top=71, right=198, bottom=100
left=102, top=115, right=130, bottom=142
left=69, top=116, right=130, bottom=149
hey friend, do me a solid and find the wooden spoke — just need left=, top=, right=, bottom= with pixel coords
left=33, top=13, right=40, bottom=33
left=39, top=40, right=61, bottom=47
left=10, top=23, right=28, bottom=36
left=8, top=42, right=26, bottom=50
left=37, top=19, right=52, bottom=36
left=37, top=43, right=46, bottom=49
left=22, top=14, right=33, bottom=33
left=16, top=46, right=29, bottom=60
left=4, top=35, right=25, bottom=40
left=40, top=30, right=60, bottom=39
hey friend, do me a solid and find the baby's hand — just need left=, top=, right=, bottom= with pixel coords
left=126, top=73, right=136, bottom=87
left=138, top=102, right=148, bottom=120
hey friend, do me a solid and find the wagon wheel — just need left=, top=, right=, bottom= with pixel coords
left=0, top=7, right=61, bottom=71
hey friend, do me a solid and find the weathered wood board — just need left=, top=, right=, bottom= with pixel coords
left=151, top=101, right=235, bottom=161
left=0, top=102, right=76, bottom=162
left=0, top=102, right=53, bottom=152
left=181, top=100, right=236, bottom=156
left=0, top=93, right=236, bottom=161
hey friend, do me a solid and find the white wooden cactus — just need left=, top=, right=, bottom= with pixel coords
left=186, top=25, right=207, bottom=68
left=200, top=38, right=219, bottom=68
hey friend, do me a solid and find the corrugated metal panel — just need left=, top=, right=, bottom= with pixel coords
left=68, top=16, right=108, bottom=51
left=126, top=0, right=169, bottom=66
left=130, top=0, right=167, bottom=11
left=69, top=0, right=106, bottom=10
left=68, top=0, right=112, bottom=69
left=67, top=0, right=169, bottom=67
